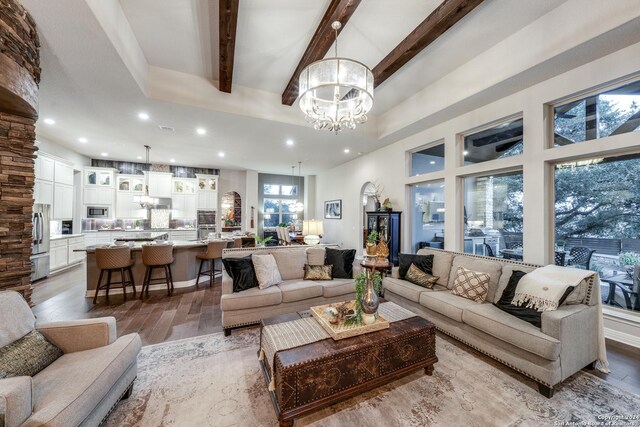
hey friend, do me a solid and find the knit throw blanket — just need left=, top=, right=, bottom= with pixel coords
left=512, top=265, right=593, bottom=311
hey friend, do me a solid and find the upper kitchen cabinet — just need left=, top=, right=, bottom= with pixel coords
left=83, top=167, right=115, bottom=209
left=34, top=153, right=74, bottom=219
left=196, top=174, right=218, bottom=210
left=85, top=168, right=114, bottom=187
left=172, top=178, right=197, bottom=219
left=116, top=174, right=146, bottom=219
left=53, top=183, right=73, bottom=219
left=117, top=175, right=144, bottom=193
left=146, top=171, right=172, bottom=198
left=54, top=161, right=73, bottom=186
left=34, top=154, right=54, bottom=181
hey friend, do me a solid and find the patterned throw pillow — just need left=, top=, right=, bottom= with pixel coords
left=0, top=330, right=63, bottom=379
left=252, top=254, right=282, bottom=289
left=303, top=264, right=333, bottom=280
left=450, top=266, right=490, bottom=303
left=405, top=263, right=439, bottom=289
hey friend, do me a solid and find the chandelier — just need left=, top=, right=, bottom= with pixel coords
left=299, top=21, right=374, bottom=133
left=291, top=161, right=304, bottom=213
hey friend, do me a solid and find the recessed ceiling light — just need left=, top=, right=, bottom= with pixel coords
left=286, top=139, right=294, bottom=146
left=196, top=128, right=206, bottom=135
left=43, top=118, right=55, bottom=125
left=429, top=161, right=436, bottom=164
left=78, top=137, right=88, bottom=143
left=218, top=152, right=225, bottom=157
left=136, top=156, right=142, bottom=160
left=463, top=150, right=469, bottom=156
left=138, top=112, right=149, bottom=120
left=169, top=158, right=176, bottom=163
left=101, top=152, right=108, bottom=157
left=344, top=148, right=350, bottom=153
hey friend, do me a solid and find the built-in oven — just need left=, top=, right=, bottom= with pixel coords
left=197, top=210, right=216, bottom=239
left=87, top=206, right=110, bottom=218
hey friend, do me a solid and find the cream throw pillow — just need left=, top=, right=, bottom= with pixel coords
left=450, top=266, right=490, bottom=303
left=252, top=254, right=282, bottom=289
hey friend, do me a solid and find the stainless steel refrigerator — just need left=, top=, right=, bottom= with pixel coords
left=31, top=203, right=50, bottom=281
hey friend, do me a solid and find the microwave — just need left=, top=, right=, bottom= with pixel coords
left=87, top=206, right=109, bottom=218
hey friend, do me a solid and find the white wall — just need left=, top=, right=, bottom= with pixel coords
left=36, top=136, right=91, bottom=171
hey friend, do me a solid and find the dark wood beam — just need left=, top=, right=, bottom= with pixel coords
left=281, top=0, right=362, bottom=106
left=219, top=0, right=239, bottom=93
left=373, top=0, right=484, bottom=88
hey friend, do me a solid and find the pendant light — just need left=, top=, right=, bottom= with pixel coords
left=134, top=145, right=155, bottom=208
left=292, top=161, right=304, bottom=213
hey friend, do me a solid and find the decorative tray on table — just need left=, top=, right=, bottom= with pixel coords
left=310, top=300, right=389, bottom=340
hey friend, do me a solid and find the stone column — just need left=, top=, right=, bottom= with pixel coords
left=0, top=0, right=40, bottom=302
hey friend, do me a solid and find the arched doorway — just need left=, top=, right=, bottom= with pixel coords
left=221, top=191, right=241, bottom=232
left=359, top=182, right=377, bottom=252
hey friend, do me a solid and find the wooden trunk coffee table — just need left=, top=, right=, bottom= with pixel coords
left=259, top=303, right=437, bottom=426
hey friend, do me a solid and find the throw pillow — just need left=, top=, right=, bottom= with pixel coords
left=252, top=254, right=282, bottom=289
left=494, top=270, right=574, bottom=328
left=405, top=263, right=439, bottom=289
left=222, top=255, right=259, bottom=292
left=303, top=264, right=333, bottom=280
left=398, top=253, right=434, bottom=279
left=324, top=248, right=356, bottom=279
left=0, top=330, right=63, bottom=379
left=450, top=266, right=490, bottom=303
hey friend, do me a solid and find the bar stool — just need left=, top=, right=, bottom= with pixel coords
left=140, top=244, right=174, bottom=299
left=196, top=241, right=227, bottom=287
left=233, top=238, right=242, bottom=248
left=93, top=246, right=136, bottom=304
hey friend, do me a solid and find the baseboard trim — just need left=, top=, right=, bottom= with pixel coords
left=84, top=277, right=211, bottom=298
left=604, top=327, right=640, bottom=349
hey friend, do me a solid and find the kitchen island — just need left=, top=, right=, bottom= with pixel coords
left=113, top=231, right=168, bottom=242
left=79, top=240, right=230, bottom=298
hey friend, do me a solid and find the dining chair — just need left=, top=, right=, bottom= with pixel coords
left=483, top=243, right=496, bottom=257
left=567, top=246, right=596, bottom=270
left=554, top=251, right=566, bottom=266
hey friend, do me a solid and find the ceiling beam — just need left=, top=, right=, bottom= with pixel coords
left=373, top=0, right=484, bottom=88
left=219, top=0, right=240, bottom=93
left=281, top=0, right=362, bottom=106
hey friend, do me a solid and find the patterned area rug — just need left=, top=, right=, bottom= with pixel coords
left=106, top=329, right=640, bottom=426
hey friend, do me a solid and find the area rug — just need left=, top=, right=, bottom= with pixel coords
left=106, top=329, right=640, bottom=426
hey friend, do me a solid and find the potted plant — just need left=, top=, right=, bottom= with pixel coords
left=366, top=231, right=378, bottom=256
left=345, top=271, right=383, bottom=325
left=556, top=239, right=565, bottom=251
left=254, top=235, right=274, bottom=248
left=618, top=251, right=640, bottom=278
left=382, top=198, right=393, bottom=212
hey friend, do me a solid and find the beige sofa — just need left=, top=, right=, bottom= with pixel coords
left=383, top=248, right=600, bottom=398
left=221, top=245, right=357, bottom=335
left=0, top=291, right=141, bottom=427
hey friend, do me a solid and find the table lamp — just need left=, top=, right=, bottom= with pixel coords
left=303, top=220, right=323, bottom=245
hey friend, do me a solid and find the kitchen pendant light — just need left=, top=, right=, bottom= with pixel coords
left=134, top=145, right=155, bottom=208
left=292, top=161, right=304, bottom=213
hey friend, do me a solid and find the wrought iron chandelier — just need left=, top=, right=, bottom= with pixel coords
left=298, top=21, right=374, bottom=133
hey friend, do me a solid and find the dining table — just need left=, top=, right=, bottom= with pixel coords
left=600, top=272, right=638, bottom=311
left=500, top=248, right=524, bottom=261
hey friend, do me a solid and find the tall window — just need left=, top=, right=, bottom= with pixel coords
left=553, top=79, right=640, bottom=146
left=262, top=184, right=300, bottom=228
left=463, top=118, right=523, bottom=165
left=410, top=142, right=445, bottom=176
left=411, top=182, right=445, bottom=252
left=554, top=153, right=640, bottom=313
left=463, top=171, right=523, bottom=258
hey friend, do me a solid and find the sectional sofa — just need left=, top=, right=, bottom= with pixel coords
left=382, top=247, right=600, bottom=397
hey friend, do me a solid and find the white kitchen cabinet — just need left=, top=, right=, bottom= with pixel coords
left=196, top=174, right=218, bottom=210
left=83, top=232, right=112, bottom=247
left=54, top=161, right=74, bottom=186
left=84, top=187, right=114, bottom=206
left=172, top=194, right=197, bottom=219
left=67, top=236, right=86, bottom=264
left=146, top=172, right=172, bottom=198
left=50, top=239, right=68, bottom=271
left=34, top=179, right=53, bottom=206
left=53, top=183, right=73, bottom=220
left=169, top=230, right=197, bottom=241
left=36, top=155, right=55, bottom=182
left=85, top=168, right=114, bottom=187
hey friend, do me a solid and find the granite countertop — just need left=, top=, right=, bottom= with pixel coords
left=113, top=232, right=169, bottom=241
left=82, top=228, right=196, bottom=233
left=79, top=240, right=214, bottom=253
left=50, top=234, right=84, bottom=240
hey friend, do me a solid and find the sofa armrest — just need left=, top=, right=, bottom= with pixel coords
left=0, top=376, right=32, bottom=427
left=352, top=263, right=362, bottom=278
left=36, top=317, right=117, bottom=353
left=391, top=266, right=400, bottom=279
left=222, top=271, right=233, bottom=295
left=541, top=304, right=599, bottom=381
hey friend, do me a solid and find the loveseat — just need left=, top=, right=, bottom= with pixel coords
left=221, top=245, right=358, bottom=335
left=0, top=291, right=141, bottom=426
left=383, top=248, right=600, bottom=397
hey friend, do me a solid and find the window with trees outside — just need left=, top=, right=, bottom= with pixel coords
left=263, top=184, right=300, bottom=228
left=463, top=172, right=523, bottom=259
left=410, top=143, right=445, bottom=176
left=554, top=153, right=640, bottom=313
left=553, top=80, right=640, bottom=146
left=463, top=118, right=523, bottom=165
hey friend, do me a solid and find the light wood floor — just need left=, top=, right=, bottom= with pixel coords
left=31, top=263, right=640, bottom=396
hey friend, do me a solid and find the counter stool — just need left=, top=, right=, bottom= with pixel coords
left=196, top=241, right=227, bottom=287
left=141, top=244, right=174, bottom=299
left=93, top=246, right=136, bottom=304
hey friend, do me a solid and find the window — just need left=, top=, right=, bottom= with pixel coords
left=262, top=184, right=301, bottom=227
left=464, top=171, right=523, bottom=258
left=554, top=153, right=640, bottom=313
left=411, top=182, right=445, bottom=252
left=410, top=143, right=444, bottom=176
left=463, top=118, right=523, bottom=165
left=553, top=80, right=640, bottom=146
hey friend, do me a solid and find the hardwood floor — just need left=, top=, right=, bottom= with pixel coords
left=31, top=263, right=640, bottom=396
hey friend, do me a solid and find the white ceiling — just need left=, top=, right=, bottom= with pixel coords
left=21, top=0, right=577, bottom=174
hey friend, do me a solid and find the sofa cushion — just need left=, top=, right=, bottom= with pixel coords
left=321, top=278, right=355, bottom=298
left=447, top=255, right=502, bottom=299
left=494, top=264, right=537, bottom=304
left=0, top=291, right=36, bottom=347
left=252, top=254, right=282, bottom=289
left=325, top=248, right=356, bottom=279
left=220, top=285, right=282, bottom=311
left=416, top=248, right=454, bottom=287
left=463, top=304, right=561, bottom=360
left=222, top=255, right=259, bottom=292
left=450, top=266, right=490, bottom=303
left=30, top=333, right=141, bottom=427
left=398, top=253, right=434, bottom=278
left=278, top=280, right=323, bottom=303
left=0, top=330, right=63, bottom=379
left=306, top=247, right=325, bottom=266
left=419, top=291, right=482, bottom=322
left=272, top=249, right=307, bottom=280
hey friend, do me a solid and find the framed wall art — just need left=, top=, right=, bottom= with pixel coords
left=324, top=199, right=342, bottom=219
